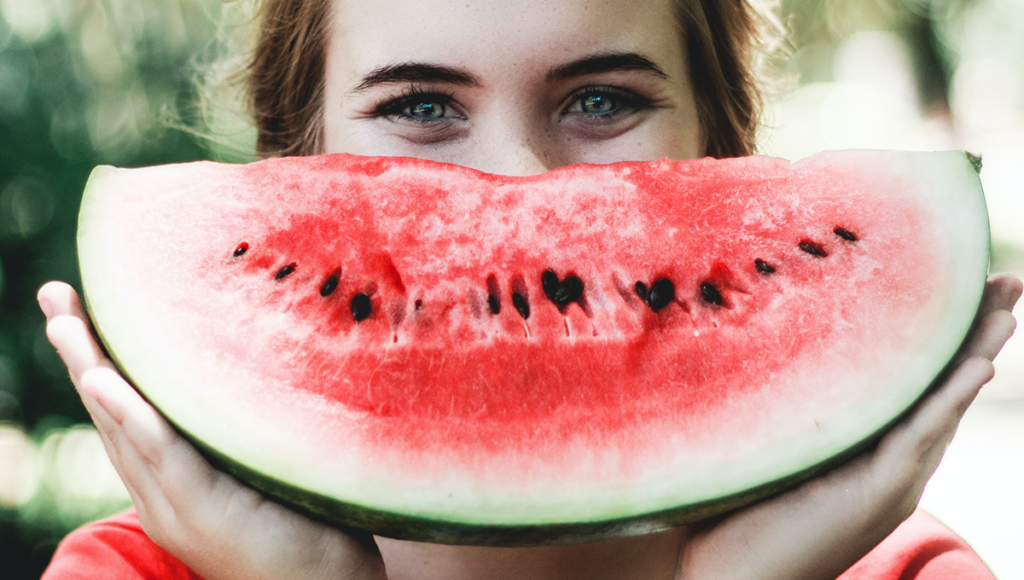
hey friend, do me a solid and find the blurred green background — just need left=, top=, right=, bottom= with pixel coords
left=0, top=0, right=1022, bottom=578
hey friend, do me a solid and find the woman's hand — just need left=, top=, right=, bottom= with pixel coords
left=38, top=281, right=387, bottom=580
left=678, top=273, right=1023, bottom=580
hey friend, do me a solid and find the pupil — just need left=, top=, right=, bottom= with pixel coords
left=411, top=102, right=444, bottom=118
left=582, top=95, right=614, bottom=114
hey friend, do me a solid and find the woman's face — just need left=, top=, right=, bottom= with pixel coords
left=322, top=0, right=701, bottom=175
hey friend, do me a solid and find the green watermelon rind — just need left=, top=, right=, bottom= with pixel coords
left=77, top=151, right=989, bottom=545
left=178, top=403, right=905, bottom=545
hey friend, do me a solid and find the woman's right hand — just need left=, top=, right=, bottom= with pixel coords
left=38, top=281, right=387, bottom=580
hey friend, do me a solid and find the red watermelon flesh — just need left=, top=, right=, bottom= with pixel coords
left=77, top=151, right=988, bottom=543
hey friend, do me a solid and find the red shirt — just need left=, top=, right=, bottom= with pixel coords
left=42, top=509, right=993, bottom=580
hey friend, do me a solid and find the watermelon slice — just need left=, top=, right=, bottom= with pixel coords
left=77, top=151, right=988, bottom=545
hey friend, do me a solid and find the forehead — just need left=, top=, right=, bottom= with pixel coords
left=328, top=0, right=684, bottom=84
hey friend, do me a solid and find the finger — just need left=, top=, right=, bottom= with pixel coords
left=958, top=309, right=1017, bottom=362
left=873, top=357, right=994, bottom=492
left=81, top=367, right=220, bottom=513
left=46, top=315, right=114, bottom=387
left=37, top=281, right=90, bottom=322
left=79, top=369, right=181, bottom=521
left=84, top=384, right=156, bottom=516
left=82, top=385, right=180, bottom=550
left=977, top=273, right=1023, bottom=318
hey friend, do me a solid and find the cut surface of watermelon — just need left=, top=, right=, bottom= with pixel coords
left=77, top=151, right=988, bottom=544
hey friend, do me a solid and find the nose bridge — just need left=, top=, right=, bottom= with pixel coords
left=475, top=115, right=562, bottom=177
left=504, top=138, right=555, bottom=176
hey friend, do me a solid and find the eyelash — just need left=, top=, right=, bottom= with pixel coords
left=370, top=85, right=460, bottom=122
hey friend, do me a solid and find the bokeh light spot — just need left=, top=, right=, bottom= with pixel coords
left=80, top=4, right=125, bottom=83
left=0, top=53, right=31, bottom=118
left=833, top=31, right=918, bottom=106
left=951, top=57, right=1024, bottom=136
left=0, top=425, right=38, bottom=507
left=87, top=86, right=150, bottom=162
left=0, top=355, right=23, bottom=399
left=39, top=425, right=128, bottom=505
left=818, top=83, right=919, bottom=149
left=0, top=0, right=55, bottom=44
left=0, top=177, right=55, bottom=239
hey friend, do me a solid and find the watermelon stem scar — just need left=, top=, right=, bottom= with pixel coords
left=77, top=150, right=989, bottom=545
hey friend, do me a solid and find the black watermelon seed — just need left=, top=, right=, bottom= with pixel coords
left=319, top=272, right=340, bottom=297
left=541, top=270, right=560, bottom=302
left=634, top=281, right=648, bottom=301
left=700, top=282, right=723, bottom=306
left=799, top=241, right=828, bottom=257
left=512, top=292, right=530, bottom=320
left=541, top=270, right=585, bottom=309
left=647, top=278, right=675, bottom=312
left=233, top=243, right=249, bottom=257
left=415, top=299, right=423, bottom=310
left=486, top=274, right=501, bottom=315
left=833, top=227, right=858, bottom=242
left=275, top=263, right=297, bottom=280
left=351, top=293, right=372, bottom=322
left=755, top=259, right=776, bottom=274
left=554, top=275, right=584, bottom=307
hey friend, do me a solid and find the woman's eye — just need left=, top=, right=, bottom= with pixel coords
left=373, top=91, right=462, bottom=124
left=408, top=100, right=447, bottom=119
left=579, top=94, right=616, bottom=115
left=564, top=87, right=651, bottom=119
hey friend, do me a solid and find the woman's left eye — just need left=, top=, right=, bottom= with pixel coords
left=579, top=94, right=616, bottom=114
left=564, top=87, right=652, bottom=118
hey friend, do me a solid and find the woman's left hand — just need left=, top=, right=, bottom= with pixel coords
left=678, top=272, right=1022, bottom=580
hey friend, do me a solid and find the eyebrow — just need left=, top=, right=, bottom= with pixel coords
left=351, top=51, right=669, bottom=93
left=546, top=52, right=669, bottom=81
left=353, top=63, right=481, bottom=92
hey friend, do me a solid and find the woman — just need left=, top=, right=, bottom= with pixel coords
left=38, top=0, right=1022, bottom=578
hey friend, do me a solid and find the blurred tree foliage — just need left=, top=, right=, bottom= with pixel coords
left=0, top=1, right=227, bottom=577
left=780, top=0, right=955, bottom=112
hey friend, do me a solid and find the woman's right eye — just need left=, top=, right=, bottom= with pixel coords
left=408, top=101, right=447, bottom=119
left=373, top=91, right=465, bottom=124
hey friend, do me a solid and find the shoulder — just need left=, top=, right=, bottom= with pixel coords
left=42, top=509, right=204, bottom=580
left=839, top=509, right=994, bottom=580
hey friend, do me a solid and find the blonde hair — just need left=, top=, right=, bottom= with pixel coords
left=245, top=0, right=785, bottom=158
